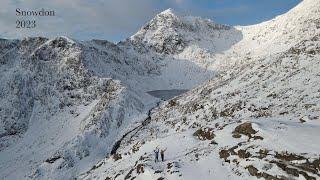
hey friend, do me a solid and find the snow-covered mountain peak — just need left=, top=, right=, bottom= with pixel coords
left=149, top=8, right=182, bottom=29
left=127, top=8, right=237, bottom=55
left=45, top=36, right=77, bottom=49
left=152, top=8, right=229, bottom=32
left=159, top=8, right=177, bottom=16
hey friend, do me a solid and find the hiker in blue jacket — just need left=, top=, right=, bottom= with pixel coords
left=154, top=147, right=160, bottom=162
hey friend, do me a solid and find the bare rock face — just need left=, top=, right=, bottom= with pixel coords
left=233, top=122, right=257, bottom=138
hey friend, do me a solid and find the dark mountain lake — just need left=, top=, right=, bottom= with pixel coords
left=147, top=89, right=189, bottom=100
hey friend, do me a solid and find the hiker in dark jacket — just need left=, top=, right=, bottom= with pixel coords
left=160, top=148, right=167, bottom=162
left=154, top=147, right=159, bottom=162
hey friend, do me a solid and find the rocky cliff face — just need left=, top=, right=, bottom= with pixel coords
left=0, top=36, right=151, bottom=179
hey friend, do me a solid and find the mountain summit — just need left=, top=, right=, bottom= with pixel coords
left=128, top=8, right=236, bottom=55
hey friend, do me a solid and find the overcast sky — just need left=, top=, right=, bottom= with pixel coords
left=0, top=0, right=301, bottom=42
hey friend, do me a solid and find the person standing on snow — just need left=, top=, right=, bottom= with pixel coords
left=160, top=148, right=167, bottom=162
left=154, top=147, right=160, bottom=162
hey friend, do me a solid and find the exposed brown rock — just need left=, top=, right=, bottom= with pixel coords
left=238, top=149, right=251, bottom=159
left=219, top=150, right=230, bottom=162
left=246, top=165, right=283, bottom=180
left=272, top=161, right=316, bottom=180
left=253, top=135, right=264, bottom=140
left=232, top=133, right=241, bottom=138
left=233, top=122, right=257, bottom=138
left=246, top=165, right=259, bottom=176
left=275, top=152, right=305, bottom=161
left=124, top=168, right=135, bottom=180
left=167, top=162, right=173, bottom=169
left=258, top=149, right=270, bottom=159
left=193, top=127, right=215, bottom=140
left=299, top=117, right=306, bottom=123
left=168, top=99, right=177, bottom=106
left=136, top=164, right=144, bottom=174
left=113, top=153, right=122, bottom=161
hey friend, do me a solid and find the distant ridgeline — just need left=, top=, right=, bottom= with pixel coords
left=16, top=8, right=55, bottom=16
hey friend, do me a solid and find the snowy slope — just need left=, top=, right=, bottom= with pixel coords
left=0, top=36, right=155, bottom=179
left=122, top=8, right=242, bottom=67
left=209, top=0, right=320, bottom=70
left=78, top=0, right=320, bottom=180
left=0, top=8, right=218, bottom=179
left=80, top=35, right=320, bottom=179
left=1, top=0, right=320, bottom=179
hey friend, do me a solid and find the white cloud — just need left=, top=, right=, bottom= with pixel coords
left=0, top=0, right=178, bottom=41
left=0, top=0, right=290, bottom=41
